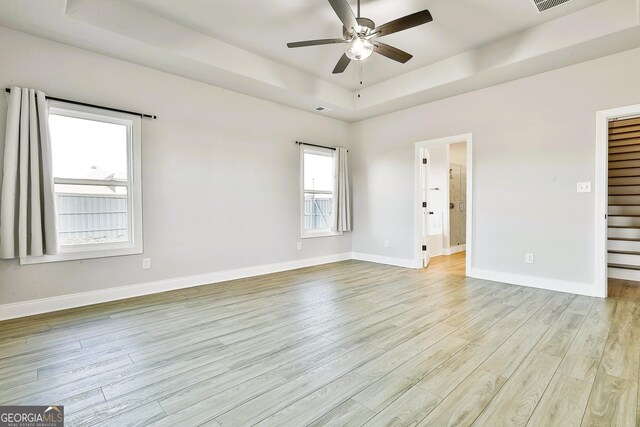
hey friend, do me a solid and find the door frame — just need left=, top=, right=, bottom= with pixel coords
left=414, top=133, right=473, bottom=275
left=417, top=147, right=432, bottom=267
left=595, top=104, right=640, bottom=298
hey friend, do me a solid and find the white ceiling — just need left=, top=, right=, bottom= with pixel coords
left=0, top=0, right=638, bottom=121
left=127, top=0, right=610, bottom=89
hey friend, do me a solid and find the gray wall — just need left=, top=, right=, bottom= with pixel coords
left=351, top=46, right=640, bottom=288
left=0, top=27, right=352, bottom=305
left=3, top=25, right=640, bottom=305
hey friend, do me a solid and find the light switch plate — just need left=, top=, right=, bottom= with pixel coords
left=142, top=258, right=151, bottom=270
left=577, top=181, right=592, bottom=193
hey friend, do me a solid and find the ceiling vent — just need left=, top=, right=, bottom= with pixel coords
left=314, top=106, right=332, bottom=112
left=532, top=0, right=572, bottom=13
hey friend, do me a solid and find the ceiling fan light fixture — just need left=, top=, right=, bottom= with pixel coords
left=345, top=37, right=374, bottom=61
left=286, top=0, right=433, bottom=74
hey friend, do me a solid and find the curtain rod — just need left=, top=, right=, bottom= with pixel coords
left=295, top=141, right=348, bottom=152
left=4, top=88, right=157, bottom=120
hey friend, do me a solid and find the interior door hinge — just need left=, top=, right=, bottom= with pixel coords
left=422, top=158, right=427, bottom=164
left=422, top=245, right=427, bottom=251
left=422, top=202, right=427, bottom=208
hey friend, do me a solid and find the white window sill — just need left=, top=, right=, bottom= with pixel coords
left=20, top=243, right=142, bottom=265
left=301, top=230, right=343, bottom=239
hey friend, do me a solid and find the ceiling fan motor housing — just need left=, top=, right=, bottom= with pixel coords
left=343, top=17, right=375, bottom=39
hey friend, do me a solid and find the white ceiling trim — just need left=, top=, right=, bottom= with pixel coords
left=0, top=0, right=638, bottom=122
left=354, top=0, right=640, bottom=120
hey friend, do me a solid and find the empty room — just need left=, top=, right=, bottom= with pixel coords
left=1, top=0, right=640, bottom=426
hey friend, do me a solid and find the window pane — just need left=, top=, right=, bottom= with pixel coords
left=55, top=184, right=129, bottom=246
left=304, top=193, right=333, bottom=231
left=303, top=152, right=333, bottom=191
left=49, top=114, right=128, bottom=180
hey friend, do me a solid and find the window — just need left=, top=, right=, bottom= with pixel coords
left=301, top=145, right=340, bottom=238
left=20, top=101, right=143, bottom=264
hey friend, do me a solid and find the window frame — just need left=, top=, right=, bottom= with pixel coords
left=300, top=145, right=342, bottom=239
left=20, top=101, right=143, bottom=264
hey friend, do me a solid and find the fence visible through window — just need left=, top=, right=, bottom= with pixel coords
left=56, top=193, right=129, bottom=245
left=304, top=196, right=332, bottom=231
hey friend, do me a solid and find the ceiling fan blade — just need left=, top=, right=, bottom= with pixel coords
left=372, top=10, right=433, bottom=37
left=373, top=42, right=413, bottom=63
left=287, top=39, right=347, bottom=48
left=328, top=0, right=359, bottom=33
left=332, top=53, right=351, bottom=74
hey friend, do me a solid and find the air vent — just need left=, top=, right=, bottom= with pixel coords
left=314, top=106, right=332, bottom=112
left=532, top=0, right=572, bottom=13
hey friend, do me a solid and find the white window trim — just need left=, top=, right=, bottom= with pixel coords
left=20, top=101, right=143, bottom=264
left=300, top=145, right=342, bottom=239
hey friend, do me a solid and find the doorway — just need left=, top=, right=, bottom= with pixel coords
left=414, top=134, right=473, bottom=274
left=596, top=104, right=640, bottom=298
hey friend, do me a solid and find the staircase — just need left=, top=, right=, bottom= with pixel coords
left=608, top=116, right=640, bottom=280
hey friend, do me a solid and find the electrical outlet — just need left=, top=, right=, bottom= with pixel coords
left=142, top=258, right=151, bottom=270
left=297, top=242, right=302, bottom=250
left=384, top=240, right=390, bottom=248
left=525, top=253, right=534, bottom=264
left=577, top=181, right=591, bottom=193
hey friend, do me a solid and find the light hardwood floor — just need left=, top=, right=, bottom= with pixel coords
left=1, top=252, right=639, bottom=426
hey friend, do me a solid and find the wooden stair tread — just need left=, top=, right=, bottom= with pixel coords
left=608, top=193, right=640, bottom=196
left=608, top=214, right=640, bottom=217
left=610, top=117, right=640, bottom=128
left=608, top=263, right=640, bottom=271
left=608, top=250, right=640, bottom=256
left=608, top=237, right=640, bottom=241
left=609, top=225, right=640, bottom=229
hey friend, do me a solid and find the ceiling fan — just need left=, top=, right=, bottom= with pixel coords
left=286, top=0, right=433, bottom=74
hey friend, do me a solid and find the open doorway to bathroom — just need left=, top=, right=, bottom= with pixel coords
left=447, top=143, right=467, bottom=255
left=415, top=134, right=472, bottom=275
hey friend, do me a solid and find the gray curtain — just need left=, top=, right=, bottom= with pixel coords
left=332, top=146, right=351, bottom=232
left=0, top=86, right=58, bottom=259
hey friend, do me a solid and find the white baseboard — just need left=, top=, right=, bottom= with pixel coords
left=1, top=253, right=605, bottom=321
left=443, top=244, right=466, bottom=255
left=469, top=267, right=600, bottom=297
left=0, top=252, right=351, bottom=321
left=350, top=252, right=421, bottom=269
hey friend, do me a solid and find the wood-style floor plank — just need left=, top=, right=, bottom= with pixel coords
left=473, top=350, right=562, bottom=426
left=556, top=297, right=617, bottom=383
left=2, top=253, right=640, bottom=426
left=581, top=371, right=638, bottom=426
left=417, top=368, right=506, bottom=427
left=526, top=374, right=592, bottom=427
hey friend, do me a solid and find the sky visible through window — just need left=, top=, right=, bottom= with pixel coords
left=49, top=114, right=128, bottom=180
left=304, top=152, right=333, bottom=191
